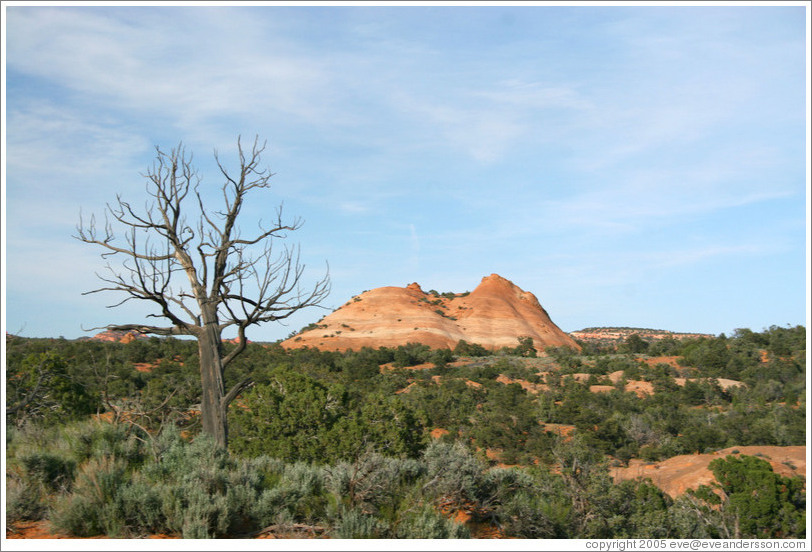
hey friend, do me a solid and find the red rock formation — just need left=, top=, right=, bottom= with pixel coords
left=282, top=274, right=579, bottom=352
left=89, top=330, right=147, bottom=343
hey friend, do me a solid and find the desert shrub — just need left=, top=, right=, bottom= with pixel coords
left=5, top=473, right=48, bottom=524
left=480, top=467, right=536, bottom=509
left=124, top=431, right=282, bottom=537
left=393, top=343, right=432, bottom=368
left=49, top=492, right=110, bottom=537
left=143, top=432, right=258, bottom=537
left=667, top=497, right=720, bottom=539
left=49, top=455, right=131, bottom=537
left=708, top=454, right=806, bottom=538
left=332, top=507, right=390, bottom=538
left=325, top=452, right=424, bottom=518
left=5, top=420, right=144, bottom=530
left=6, top=351, right=100, bottom=426
left=430, top=347, right=455, bottom=368
left=112, top=476, right=167, bottom=536
left=499, top=487, right=571, bottom=538
left=255, top=462, right=329, bottom=525
left=143, top=427, right=230, bottom=480
left=55, top=419, right=148, bottom=467
left=168, top=485, right=231, bottom=538
left=44, top=426, right=293, bottom=538
left=395, top=504, right=470, bottom=538
left=422, top=441, right=487, bottom=510
left=220, top=457, right=285, bottom=531
left=453, top=340, right=490, bottom=357
left=18, top=451, right=76, bottom=493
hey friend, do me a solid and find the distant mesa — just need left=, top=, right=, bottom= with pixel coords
left=223, top=337, right=251, bottom=345
left=281, top=273, right=580, bottom=352
left=570, top=327, right=715, bottom=345
left=85, top=330, right=148, bottom=344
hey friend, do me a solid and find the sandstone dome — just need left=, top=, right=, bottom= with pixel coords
left=281, top=274, right=579, bottom=352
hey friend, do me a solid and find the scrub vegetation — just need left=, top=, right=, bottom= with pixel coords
left=5, top=325, right=806, bottom=538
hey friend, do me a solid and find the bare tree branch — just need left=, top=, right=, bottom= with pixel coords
left=76, top=136, right=330, bottom=448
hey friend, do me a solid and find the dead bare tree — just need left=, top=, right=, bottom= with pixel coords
left=76, top=136, right=330, bottom=448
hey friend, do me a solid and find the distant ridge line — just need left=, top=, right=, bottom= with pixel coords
left=570, top=327, right=716, bottom=342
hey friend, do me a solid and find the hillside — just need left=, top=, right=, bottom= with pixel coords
left=282, top=274, right=579, bottom=352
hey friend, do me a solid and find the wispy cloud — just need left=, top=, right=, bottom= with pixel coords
left=474, top=79, right=593, bottom=111
left=6, top=8, right=338, bottom=135
left=540, top=145, right=799, bottom=235
left=390, top=78, right=591, bottom=164
left=6, top=101, right=149, bottom=182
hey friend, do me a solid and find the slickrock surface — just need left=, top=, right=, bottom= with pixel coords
left=282, top=274, right=579, bottom=352
left=612, top=446, right=806, bottom=498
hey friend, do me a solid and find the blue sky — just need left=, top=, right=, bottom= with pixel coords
left=2, top=2, right=809, bottom=342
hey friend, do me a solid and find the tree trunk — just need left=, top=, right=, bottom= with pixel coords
left=198, top=321, right=228, bottom=449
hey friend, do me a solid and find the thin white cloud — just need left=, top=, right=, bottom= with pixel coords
left=336, top=201, right=371, bottom=215
left=6, top=101, right=149, bottom=182
left=540, top=150, right=799, bottom=235
left=645, top=243, right=772, bottom=270
left=474, top=79, right=593, bottom=111
left=390, top=78, right=591, bottom=164
left=6, top=8, right=337, bottom=132
left=540, top=240, right=778, bottom=294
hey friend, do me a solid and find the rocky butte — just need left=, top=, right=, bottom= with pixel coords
left=282, top=274, right=579, bottom=352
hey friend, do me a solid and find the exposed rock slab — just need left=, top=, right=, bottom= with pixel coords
left=612, top=446, right=806, bottom=498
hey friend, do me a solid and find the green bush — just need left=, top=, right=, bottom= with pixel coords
left=49, top=456, right=130, bottom=537
left=499, top=488, right=570, bottom=538
left=5, top=473, right=47, bottom=524
left=113, top=476, right=167, bottom=535
left=333, top=507, right=390, bottom=538
left=453, top=340, right=490, bottom=357
left=57, top=419, right=148, bottom=466
left=709, top=454, right=806, bottom=538
left=395, top=504, right=469, bottom=538
left=43, top=426, right=293, bottom=538
left=19, top=452, right=76, bottom=493
left=255, top=462, right=328, bottom=524
left=422, top=441, right=486, bottom=510
left=325, top=453, right=424, bottom=517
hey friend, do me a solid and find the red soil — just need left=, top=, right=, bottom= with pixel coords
left=430, top=428, right=450, bottom=439
left=495, top=374, right=549, bottom=394
left=133, top=362, right=154, bottom=373
left=539, top=423, right=576, bottom=440
left=639, top=355, right=682, bottom=368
